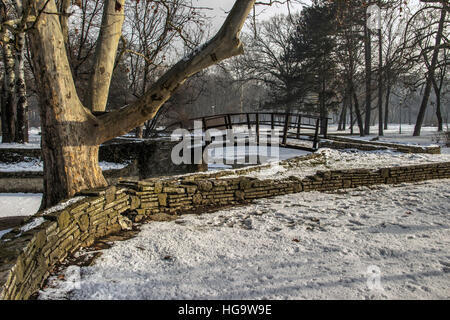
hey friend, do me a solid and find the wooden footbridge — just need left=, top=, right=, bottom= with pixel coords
left=159, top=112, right=329, bottom=152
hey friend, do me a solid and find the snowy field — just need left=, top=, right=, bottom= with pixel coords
left=328, top=124, right=449, bottom=147
left=0, top=127, right=41, bottom=148
left=38, top=179, right=450, bottom=300
left=226, top=148, right=450, bottom=181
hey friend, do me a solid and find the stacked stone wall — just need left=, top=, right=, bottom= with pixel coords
left=1, top=160, right=449, bottom=299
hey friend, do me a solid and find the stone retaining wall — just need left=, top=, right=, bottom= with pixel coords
left=322, top=135, right=441, bottom=154
left=0, top=139, right=203, bottom=193
left=1, top=160, right=449, bottom=299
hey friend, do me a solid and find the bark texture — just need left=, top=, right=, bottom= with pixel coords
left=28, top=0, right=107, bottom=209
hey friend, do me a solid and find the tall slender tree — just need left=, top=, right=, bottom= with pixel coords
left=412, top=0, right=447, bottom=136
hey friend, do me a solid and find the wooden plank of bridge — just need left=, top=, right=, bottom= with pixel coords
left=282, top=113, right=290, bottom=145
left=313, top=118, right=320, bottom=149
left=296, top=115, right=301, bottom=139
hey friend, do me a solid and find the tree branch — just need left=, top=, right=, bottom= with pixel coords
left=86, top=0, right=125, bottom=112
left=96, top=0, right=256, bottom=143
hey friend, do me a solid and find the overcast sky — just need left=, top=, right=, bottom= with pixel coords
left=195, top=0, right=308, bottom=33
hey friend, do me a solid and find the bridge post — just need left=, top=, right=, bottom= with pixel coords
left=313, top=118, right=320, bottom=149
left=202, top=117, right=207, bottom=131
left=227, top=114, right=233, bottom=129
left=246, top=113, right=251, bottom=130
left=271, top=114, right=274, bottom=130
left=282, top=113, right=290, bottom=145
left=296, top=115, right=301, bottom=139
left=323, top=118, right=328, bottom=138
left=224, top=115, right=229, bottom=129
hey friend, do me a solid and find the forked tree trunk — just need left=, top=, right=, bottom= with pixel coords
left=28, top=0, right=107, bottom=209
left=27, top=0, right=255, bottom=209
left=39, top=130, right=107, bottom=209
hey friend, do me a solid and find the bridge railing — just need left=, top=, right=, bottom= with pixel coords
left=162, top=112, right=330, bottom=150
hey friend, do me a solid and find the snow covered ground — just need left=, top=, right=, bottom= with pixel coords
left=226, top=148, right=450, bottom=181
left=38, top=179, right=450, bottom=300
left=0, top=193, right=42, bottom=218
left=0, top=161, right=128, bottom=172
left=328, top=124, right=449, bottom=147
left=0, top=127, right=41, bottom=148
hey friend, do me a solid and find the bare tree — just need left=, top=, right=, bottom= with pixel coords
left=237, top=14, right=305, bottom=112
left=405, top=0, right=448, bottom=136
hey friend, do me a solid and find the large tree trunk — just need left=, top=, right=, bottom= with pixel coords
left=39, top=130, right=107, bottom=209
left=28, top=0, right=107, bottom=209
left=1, top=32, right=16, bottom=143
left=413, top=6, right=446, bottom=136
